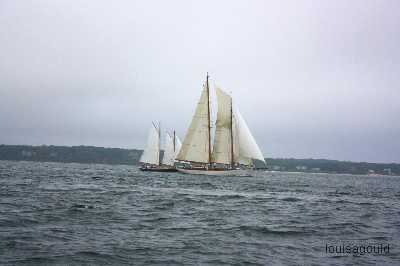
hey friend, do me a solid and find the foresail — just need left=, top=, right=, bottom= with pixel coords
left=232, top=112, right=251, bottom=166
left=139, top=124, right=160, bottom=165
left=162, top=133, right=175, bottom=166
left=233, top=109, right=265, bottom=165
left=211, top=87, right=232, bottom=164
left=176, top=85, right=210, bottom=163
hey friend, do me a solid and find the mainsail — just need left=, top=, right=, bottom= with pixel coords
left=176, top=84, right=211, bottom=163
left=233, top=109, right=265, bottom=165
left=211, top=88, right=233, bottom=165
left=139, top=123, right=160, bottom=165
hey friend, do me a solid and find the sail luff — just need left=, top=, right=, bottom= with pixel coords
left=158, top=121, right=161, bottom=165
left=230, top=96, right=234, bottom=167
left=206, top=73, right=211, bottom=164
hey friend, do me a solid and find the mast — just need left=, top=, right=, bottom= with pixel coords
left=230, top=96, right=234, bottom=168
left=173, top=130, right=176, bottom=152
left=206, top=72, right=212, bottom=166
left=158, top=121, right=161, bottom=166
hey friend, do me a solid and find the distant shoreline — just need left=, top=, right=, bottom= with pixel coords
left=0, top=144, right=399, bottom=176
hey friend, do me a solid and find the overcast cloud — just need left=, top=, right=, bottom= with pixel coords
left=0, top=0, right=399, bottom=163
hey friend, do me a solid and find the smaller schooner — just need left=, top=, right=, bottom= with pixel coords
left=139, top=122, right=182, bottom=172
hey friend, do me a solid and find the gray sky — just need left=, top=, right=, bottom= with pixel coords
left=1, top=0, right=399, bottom=163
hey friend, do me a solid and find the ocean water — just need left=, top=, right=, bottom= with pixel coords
left=0, top=161, right=399, bottom=266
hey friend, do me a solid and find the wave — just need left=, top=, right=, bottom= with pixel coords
left=0, top=217, right=39, bottom=227
left=70, top=204, right=95, bottom=210
left=281, top=197, right=301, bottom=202
left=225, top=225, right=309, bottom=236
left=141, top=216, right=170, bottom=223
left=2, top=161, right=399, bottom=266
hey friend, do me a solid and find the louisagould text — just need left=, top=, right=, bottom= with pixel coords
left=325, top=243, right=390, bottom=256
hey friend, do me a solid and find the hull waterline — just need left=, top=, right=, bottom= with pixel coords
left=177, top=168, right=252, bottom=177
left=140, top=167, right=177, bottom=172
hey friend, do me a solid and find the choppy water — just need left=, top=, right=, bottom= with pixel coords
left=0, top=161, right=399, bottom=265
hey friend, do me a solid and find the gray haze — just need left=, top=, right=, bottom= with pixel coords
left=1, top=0, right=399, bottom=163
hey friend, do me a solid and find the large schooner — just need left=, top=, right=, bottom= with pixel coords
left=139, top=122, right=182, bottom=172
left=175, top=74, right=266, bottom=176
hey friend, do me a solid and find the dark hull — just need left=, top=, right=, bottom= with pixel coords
left=177, top=168, right=253, bottom=177
left=140, top=167, right=177, bottom=172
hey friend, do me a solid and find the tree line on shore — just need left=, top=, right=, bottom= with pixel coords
left=0, top=144, right=398, bottom=175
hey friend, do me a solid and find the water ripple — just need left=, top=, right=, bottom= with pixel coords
left=0, top=161, right=399, bottom=265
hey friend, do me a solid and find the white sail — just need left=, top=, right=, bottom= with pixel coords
left=174, top=135, right=182, bottom=159
left=139, top=123, right=160, bottom=165
left=161, top=133, right=175, bottom=166
left=233, top=109, right=265, bottom=165
left=211, top=87, right=232, bottom=165
left=176, top=84, right=210, bottom=163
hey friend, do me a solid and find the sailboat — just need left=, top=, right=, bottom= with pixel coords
left=139, top=122, right=182, bottom=172
left=175, top=74, right=266, bottom=176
